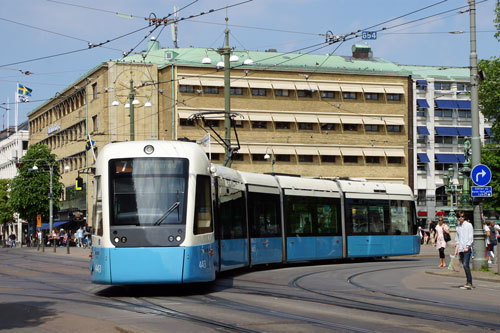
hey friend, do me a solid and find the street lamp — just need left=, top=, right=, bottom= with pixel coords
left=442, top=167, right=459, bottom=229
left=264, top=148, right=276, bottom=174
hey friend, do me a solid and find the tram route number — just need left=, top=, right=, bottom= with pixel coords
left=199, top=260, right=207, bottom=269
left=362, top=31, right=377, bottom=40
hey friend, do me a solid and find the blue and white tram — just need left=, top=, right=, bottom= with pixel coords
left=90, top=141, right=420, bottom=285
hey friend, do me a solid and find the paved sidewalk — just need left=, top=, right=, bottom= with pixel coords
left=416, top=242, right=500, bottom=284
left=2, top=244, right=91, bottom=259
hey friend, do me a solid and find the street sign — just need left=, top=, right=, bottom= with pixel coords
left=471, top=164, right=492, bottom=186
left=37, top=214, right=42, bottom=228
left=361, top=31, right=377, bottom=40
left=471, top=186, right=492, bottom=197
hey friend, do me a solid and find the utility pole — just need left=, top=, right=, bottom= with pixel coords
left=469, top=0, right=486, bottom=270
left=129, top=77, right=135, bottom=141
left=223, top=22, right=232, bottom=167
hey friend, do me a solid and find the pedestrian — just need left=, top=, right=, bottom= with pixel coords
left=486, top=221, right=498, bottom=263
left=9, top=233, right=16, bottom=247
left=59, top=228, right=65, bottom=247
left=429, top=218, right=437, bottom=242
left=37, top=230, right=42, bottom=247
left=484, top=221, right=493, bottom=264
left=454, top=212, right=474, bottom=290
left=434, top=217, right=450, bottom=267
left=76, top=227, right=84, bottom=247
left=51, top=228, right=57, bottom=246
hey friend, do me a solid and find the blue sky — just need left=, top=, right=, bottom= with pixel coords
left=0, top=0, right=498, bottom=128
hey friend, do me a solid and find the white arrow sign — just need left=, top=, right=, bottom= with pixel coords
left=475, top=169, right=486, bottom=183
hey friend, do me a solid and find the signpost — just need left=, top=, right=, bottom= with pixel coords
left=37, top=214, right=42, bottom=228
left=470, top=164, right=493, bottom=198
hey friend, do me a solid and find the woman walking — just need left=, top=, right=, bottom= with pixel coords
left=434, top=217, right=450, bottom=267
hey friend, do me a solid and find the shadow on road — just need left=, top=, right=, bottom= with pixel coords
left=0, top=302, right=57, bottom=330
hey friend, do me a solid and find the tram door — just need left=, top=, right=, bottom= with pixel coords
left=217, top=181, right=249, bottom=271
left=247, top=189, right=283, bottom=265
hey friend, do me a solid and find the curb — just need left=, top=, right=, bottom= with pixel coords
left=425, top=270, right=500, bottom=284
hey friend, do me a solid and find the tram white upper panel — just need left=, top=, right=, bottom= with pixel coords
left=277, top=176, right=340, bottom=198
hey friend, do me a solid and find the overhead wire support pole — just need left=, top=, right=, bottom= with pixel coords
left=223, top=16, right=232, bottom=167
left=129, top=77, right=135, bottom=141
left=468, top=0, right=485, bottom=270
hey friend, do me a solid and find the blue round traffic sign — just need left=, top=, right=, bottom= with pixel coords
left=471, top=164, right=492, bottom=186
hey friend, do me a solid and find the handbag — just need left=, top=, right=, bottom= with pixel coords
left=444, top=231, right=451, bottom=242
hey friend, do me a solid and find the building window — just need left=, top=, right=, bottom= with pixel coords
left=343, top=124, right=358, bottom=131
left=435, top=136, right=453, bottom=144
left=343, top=92, right=356, bottom=99
left=276, top=155, right=290, bottom=162
left=435, top=186, right=447, bottom=206
left=208, top=153, right=221, bottom=161
left=435, top=163, right=454, bottom=171
left=387, top=125, right=401, bottom=132
left=457, top=83, right=466, bottom=91
left=275, top=122, right=290, bottom=130
left=232, top=153, right=244, bottom=161
left=92, top=83, right=98, bottom=100
left=344, top=156, right=358, bottom=163
left=417, top=107, right=427, bottom=117
left=417, top=135, right=426, bottom=144
left=320, top=91, right=335, bottom=99
left=234, top=120, right=244, bottom=128
left=417, top=190, right=426, bottom=206
left=230, top=88, right=243, bottom=95
left=22, top=141, right=28, bottom=150
left=251, top=88, right=266, bottom=96
left=458, top=110, right=471, bottom=118
left=298, top=155, right=313, bottom=162
left=298, top=123, right=313, bottom=131
left=434, top=82, right=451, bottom=90
left=321, top=155, right=335, bottom=163
left=417, top=163, right=426, bottom=172
left=275, top=89, right=289, bottom=97
left=203, top=87, right=219, bottom=94
left=365, top=124, right=379, bottom=132
left=387, top=94, right=401, bottom=101
left=252, top=154, right=266, bottom=161
left=252, top=121, right=267, bottom=129
left=416, top=84, right=427, bottom=91
left=180, top=119, right=195, bottom=126
left=321, top=123, right=336, bottom=131
left=179, top=85, right=195, bottom=93
left=388, top=157, right=403, bottom=164
left=297, top=90, right=312, bottom=98
left=92, top=115, right=98, bottom=132
left=365, top=93, right=379, bottom=100
left=435, top=109, right=453, bottom=117
left=204, top=120, right=219, bottom=127
left=365, top=156, right=380, bottom=164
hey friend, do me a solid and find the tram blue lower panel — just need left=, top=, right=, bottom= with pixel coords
left=90, top=247, right=111, bottom=284
left=251, top=237, right=282, bottom=265
left=347, top=235, right=420, bottom=257
left=183, top=243, right=216, bottom=283
left=220, top=239, right=248, bottom=271
left=287, top=236, right=343, bottom=261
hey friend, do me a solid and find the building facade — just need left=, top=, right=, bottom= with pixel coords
left=401, top=65, right=492, bottom=226
left=28, top=39, right=414, bottom=223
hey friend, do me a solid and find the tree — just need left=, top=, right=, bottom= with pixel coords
left=481, top=145, right=500, bottom=212
left=9, top=144, right=64, bottom=237
left=494, top=0, right=500, bottom=42
left=478, top=58, right=500, bottom=138
left=0, top=179, right=14, bottom=247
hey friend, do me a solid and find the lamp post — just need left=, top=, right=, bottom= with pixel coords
left=459, top=139, right=472, bottom=210
left=264, top=148, right=276, bottom=174
left=443, top=167, right=459, bottom=229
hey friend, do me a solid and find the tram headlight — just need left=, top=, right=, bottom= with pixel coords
left=175, top=235, right=182, bottom=242
left=121, top=237, right=127, bottom=243
left=114, top=237, right=120, bottom=243
left=144, top=145, right=154, bottom=154
left=168, top=235, right=174, bottom=242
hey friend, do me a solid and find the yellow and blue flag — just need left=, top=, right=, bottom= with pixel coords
left=85, top=135, right=95, bottom=151
left=18, top=84, right=32, bottom=96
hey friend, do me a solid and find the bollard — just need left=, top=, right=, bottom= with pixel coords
left=53, top=237, right=56, bottom=253
left=66, top=237, right=70, bottom=254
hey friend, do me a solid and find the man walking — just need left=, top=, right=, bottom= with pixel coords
left=454, top=212, right=474, bottom=290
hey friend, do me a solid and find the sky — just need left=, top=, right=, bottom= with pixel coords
left=0, top=0, right=498, bottom=129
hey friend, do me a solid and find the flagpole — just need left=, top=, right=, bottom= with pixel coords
left=6, top=97, right=9, bottom=135
left=15, top=83, right=18, bottom=133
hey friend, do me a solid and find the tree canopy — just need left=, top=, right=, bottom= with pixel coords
left=9, top=144, right=64, bottom=231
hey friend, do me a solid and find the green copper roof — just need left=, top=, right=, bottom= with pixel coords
left=398, top=64, right=470, bottom=81
left=117, top=45, right=410, bottom=76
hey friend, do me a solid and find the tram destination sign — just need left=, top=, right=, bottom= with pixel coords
left=361, top=31, right=377, bottom=40
left=471, top=186, right=492, bottom=197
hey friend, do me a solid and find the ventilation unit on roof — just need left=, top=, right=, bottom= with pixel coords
left=166, top=52, right=174, bottom=60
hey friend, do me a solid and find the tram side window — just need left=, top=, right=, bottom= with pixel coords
left=389, top=200, right=414, bottom=235
left=92, top=176, right=103, bottom=236
left=346, top=199, right=389, bottom=234
left=248, top=192, right=281, bottom=237
left=286, top=195, right=340, bottom=236
left=218, top=186, right=246, bottom=239
left=194, top=175, right=213, bottom=235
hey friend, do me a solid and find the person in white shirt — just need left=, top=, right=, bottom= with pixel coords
left=454, top=212, right=474, bottom=290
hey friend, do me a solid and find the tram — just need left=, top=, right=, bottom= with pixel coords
left=90, top=141, right=420, bottom=284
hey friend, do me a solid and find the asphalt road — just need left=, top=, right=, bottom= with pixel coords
left=1, top=245, right=499, bottom=332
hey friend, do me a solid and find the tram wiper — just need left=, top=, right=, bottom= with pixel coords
left=153, top=201, right=180, bottom=226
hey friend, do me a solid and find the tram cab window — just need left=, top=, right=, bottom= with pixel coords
left=389, top=200, right=414, bottom=235
left=218, top=185, right=246, bottom=239
left=286, top=195, right=340, bottom=236
left=248, top=192, right=281, bottom=237
left=194, top=175, right=213, bottom=235
left=92, top=176, right=103, bottom=236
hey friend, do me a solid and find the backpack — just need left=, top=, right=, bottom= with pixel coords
left=490, top=226, right=498, bottom=245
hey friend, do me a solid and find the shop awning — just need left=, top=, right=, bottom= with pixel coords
left=435, top=153, right=458, bottom=163
left=248, top=146, right=268, bottom=154
left=273, top=147, right=296, bottom=155
left=317, top=82, right=341, bottom=91
left=384, top=117, right=405, bottom=125
left=200, top=78, right=224, bottom=87
left=340, top=84, right=363, bottom=93
left=271, top=81, right=295, bottom=90
left=456, top=100, right=471, bottom=110
left=203, top=145, right=225, bottom=153
left=457, top=127, right=472, bottom=137
left=229, top=79, right=250, bottom=88
left=318, top=147, right=341, bottom=155
left=362, top=116, right=385, bottom=125
left=340, top=116, right=363, bottom=124
left=272, top=113, right=296, bottom=122
left=294, top=82, right=315, bottom=90
left=295, top=115, right=318, bottom=123
left=341, top=147, right=363, bottom=156
left=417, top=99, right=430, bottom=108
left=456, top=154, right=466, bottom=163
left=416, top=80, right=428, bottom=86
left=435, top=126, right=458, bottom=136
left=435, top=99, right=458, bottom=109
left=385, top=149, right=405, bottom=157
left=39, top=221, right=71, bottom=230
left=417, top=126, right=430, bottom=135
left=363, top=149, right=386, bottom=156
left=318, top=115, right=341, bottom=123
left=179, top=77, right=201, bottom=86
left=178, top=110, right=195, bottom=119
left=248, top=113, right=273, bottom=122
left=295, top=147, right=318, bottom=155
left=362, top=85, right=385, bottom=93
left=417, top=153, right=430, bottom=163
left=384, top=86, right=405, bottom=94
left=248, top=80, right=272, bottom=89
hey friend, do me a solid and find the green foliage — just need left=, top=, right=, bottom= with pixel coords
left=482, top=144, right=500, bottom=211
left=0, top=179, right=13, bottom=242
left=495, top=0, right=500, bottom=42
left=9, top=144, right=64, bottom=231
left=478, top=58, right=500, bottom=138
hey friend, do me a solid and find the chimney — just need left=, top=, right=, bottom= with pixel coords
left=352, top=44, right=372, bottom=59
left=147, top=36, right=160, bottom=51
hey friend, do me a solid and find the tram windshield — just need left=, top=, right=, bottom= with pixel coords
left=109, top=158, right=188, bottom=226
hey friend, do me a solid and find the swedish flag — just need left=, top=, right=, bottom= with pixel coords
left=18, top=84, right=32, bottom=96
left=85, top=136, right=95, bottom=151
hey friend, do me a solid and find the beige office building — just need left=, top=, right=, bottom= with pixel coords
left=28, top=40, right=413, bottom=219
